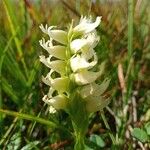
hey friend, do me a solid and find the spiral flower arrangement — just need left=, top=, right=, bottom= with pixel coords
left=39, top=16, right=110, bottom=149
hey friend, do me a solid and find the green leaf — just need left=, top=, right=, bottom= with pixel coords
left=89, top=134, right=105, bottom=148
left=131, top=128, right=149, bottom=143
left=145, top=122, right=150, bottom=135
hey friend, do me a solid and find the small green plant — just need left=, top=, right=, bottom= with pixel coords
left=131, top=122, right=150, bottom=144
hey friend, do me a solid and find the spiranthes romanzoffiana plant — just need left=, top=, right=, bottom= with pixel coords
left=39, top=16, right=110, bottom=150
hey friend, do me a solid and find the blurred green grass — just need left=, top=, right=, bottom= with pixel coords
left=0, top=0, right=150, bottom=149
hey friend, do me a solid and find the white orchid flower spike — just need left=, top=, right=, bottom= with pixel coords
left=39, top=16, right=110, bottom=115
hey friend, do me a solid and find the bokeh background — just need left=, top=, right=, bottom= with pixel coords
left=0, top=0, right=150, bottom=149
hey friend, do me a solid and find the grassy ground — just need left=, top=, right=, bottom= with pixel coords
left=0, top=0, right=150, bottom=149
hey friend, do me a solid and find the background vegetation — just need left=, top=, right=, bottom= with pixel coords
left=0, top=0, right=150, bottom=149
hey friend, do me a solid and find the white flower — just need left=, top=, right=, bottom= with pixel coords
left=73, top=16, right=101, bottom=34
left=42, top=71, right=70, bottom=93
left=74, top=69, right=102, bottom=85
left=43, top=94, right=68, bottom=110
left=39, top=24, right=68, bottom=45
left=39, top=38, right=66, bottom=60
left=70, top=53, right=97, bottom=72
left=70, top=32, right=99, bottom=54
left=39, top=55, right=66, bottom=75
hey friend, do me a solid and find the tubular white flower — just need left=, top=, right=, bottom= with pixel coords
left=70, top=32, right=99, bottom=54
left=48, top=30, right=68, bottom=45
left=39, top=38, right=66, bottom=60
left=39, top=55, right=66, bottom=74
left=73, top=16, right=101, bottom=34
left=74, top=69, right=102, bottom=85
left=70, top=53, right=98, bottom=72
left=39, top=24, right=67, bottom=45
left=70, top=39, right=87, bottom=53
left=42, top=72, right=70, bottom=93
left=43, top=94, right=68, bottom=110
left=51, top=77, right=70, bottom=93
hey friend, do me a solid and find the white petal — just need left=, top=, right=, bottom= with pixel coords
left=86, top=96, right=110, bottom=112
left=50, top=95, right=68, bottom=109
left=39, top=39, right=66, bottom=60
left=39, top=55, right=66, bottom=74
left=42, top=95, right=57, bottom=113
left=73, top=16, right=101, bottom=34
left=51, top=77, right=70, bottom=93
left=42, top=70, right=54, bottom=86
left=48, top=29, right=67, bottom=45
left=70, top=32, right=99, bottom=54
left=42, top=71, right=70, bottom=93
left=39, top=24, right=54, bottom=34
left=70, top=53, right=97, bottom=72
left=43, top=95, right=68, bottom=110
left=49, top=106, right=57, bottom=114
left=42, top=75, right=51, bottom=86
left=81, top=48, right=95, bottom=60
left=48, top=45, right=66, bottom=60
left=40, top=24, right=68, bottom=44
left=47, top=87, right=55, bottom=98
left=49, top=60, right=66, bottom=74
left=39, top=55, right=51, bottom=68
left=74, top=69, right=101, bottom=85
left=70, top=39, right=87, bottom=53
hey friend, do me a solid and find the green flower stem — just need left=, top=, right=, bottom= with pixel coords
left=74, top=130, right=85, bottom=150
left=67, top=92, right=88, bottom=150
left=72, top=118, right=87, bottom=150
left=100, top=110, right=116, bottom=145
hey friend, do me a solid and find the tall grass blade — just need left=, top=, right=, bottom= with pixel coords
left=128, top=0, right=134, bottom=59
left=0, top=35, right=14, bottom=124
left=3, top=0, right=28, bottom=78
left=0, top=109, right=69, bottom=133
